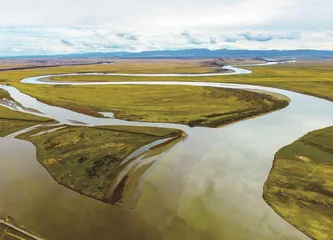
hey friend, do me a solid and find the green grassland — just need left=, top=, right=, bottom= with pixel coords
left=0, top=59, right=221, bottom=80
left=264, top=127, right=333, bottom=240
left=17, top=125, right=184, bottom=204
left=46, top=61, right=333, bottom=101
left=12, top=60, right=332, bottom=239
left=251, top=62, right=333, bottom=240
left=3, top=60, right=332, bottom=103
left=4, top=84, right=289, bottom=127
left=2, top=60, right=333, bottom=233
left=0, top=89, right=52, bottom=137
left=0, top=60, right=290, bottom=209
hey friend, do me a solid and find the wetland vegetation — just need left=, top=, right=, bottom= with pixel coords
left=0, top=60, right=291, bottom=128
left=7, top=84, right=289, bottom=127
left=0, top=89, right=51, bottom=137
left=1, top=59, right=333, bottom=239
left=264, top=127, right=333, bottom=240
left=1, top=60, right=291, bottom=207
left=17, top=125, right=185, bottom=205
left=45, top=61, right=332, bottom=98
left=45, top=61, right=333, bottom=102
left=26, top=61, right=333, bottom=239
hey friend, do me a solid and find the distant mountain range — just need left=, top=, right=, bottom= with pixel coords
left=3, top=49, right=333, bottom=59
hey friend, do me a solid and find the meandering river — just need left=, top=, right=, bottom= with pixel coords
left=0, top=62, right=332, bottom=240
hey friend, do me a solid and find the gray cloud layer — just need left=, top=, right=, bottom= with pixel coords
left=0, top=0, right=332, bottom=55
left=239, top=31, right=301, bottom=42
left=2, top=0, right=332, bottom=30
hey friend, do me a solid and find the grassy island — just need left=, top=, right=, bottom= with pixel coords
left=11, top=84, right=289, bottom=127
left=18, top=125, right=185, bottom=205
left=264, top=127, right=333, bottom=240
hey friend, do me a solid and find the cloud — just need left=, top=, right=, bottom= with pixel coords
left=1, top=0, right=332, bottom=32
left=239, top=31, right=301, bottom=42
left=61, top=39, right=74, bottom=46
left=82, top=41, right=93, bottom=47
left=224, top=37, right=241, bottom=43
left=103, top=44, right=123, bottom=49
left=241, top=32, right=273, bottom=42
left=181, top=31, right=205, bottom=45
left=0, top=26, right=331, bottom=56
left=180, top=31, right=191, bottom=39
left=209, top=37, right=218, bottom=45
left=93, top=31, right=107, bottom=39
left=0, top=0, right=333, bottom=56
left=116, top=32, right=138, bottom=41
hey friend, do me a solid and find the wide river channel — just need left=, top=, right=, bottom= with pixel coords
left=0, top=63, right=333, bottom=240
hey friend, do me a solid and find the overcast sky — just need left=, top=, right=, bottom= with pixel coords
left=1, top=0, right=333, bottom=56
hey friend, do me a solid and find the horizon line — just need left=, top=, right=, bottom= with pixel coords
left=1, top=48, right=333, bottom=59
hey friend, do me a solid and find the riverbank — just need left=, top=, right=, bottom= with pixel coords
left=241, top=62, right=333, bottom=240
left=2, top=82, right=290, bottom=128
left=1, top=60, right=331, bottom=240
left=263, top=126, right=333, bottom=240
left=21, top=61, right=333, bottom=239
left=41, top=62, right=333, bottom=102
left=0, top=89, right=52, bottom=136
left=17, top=125, right=185, bottom=205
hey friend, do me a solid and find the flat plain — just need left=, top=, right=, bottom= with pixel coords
left=0, top=59, right=290, bottom=206
left=1, top=59, right=333, bottom=239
